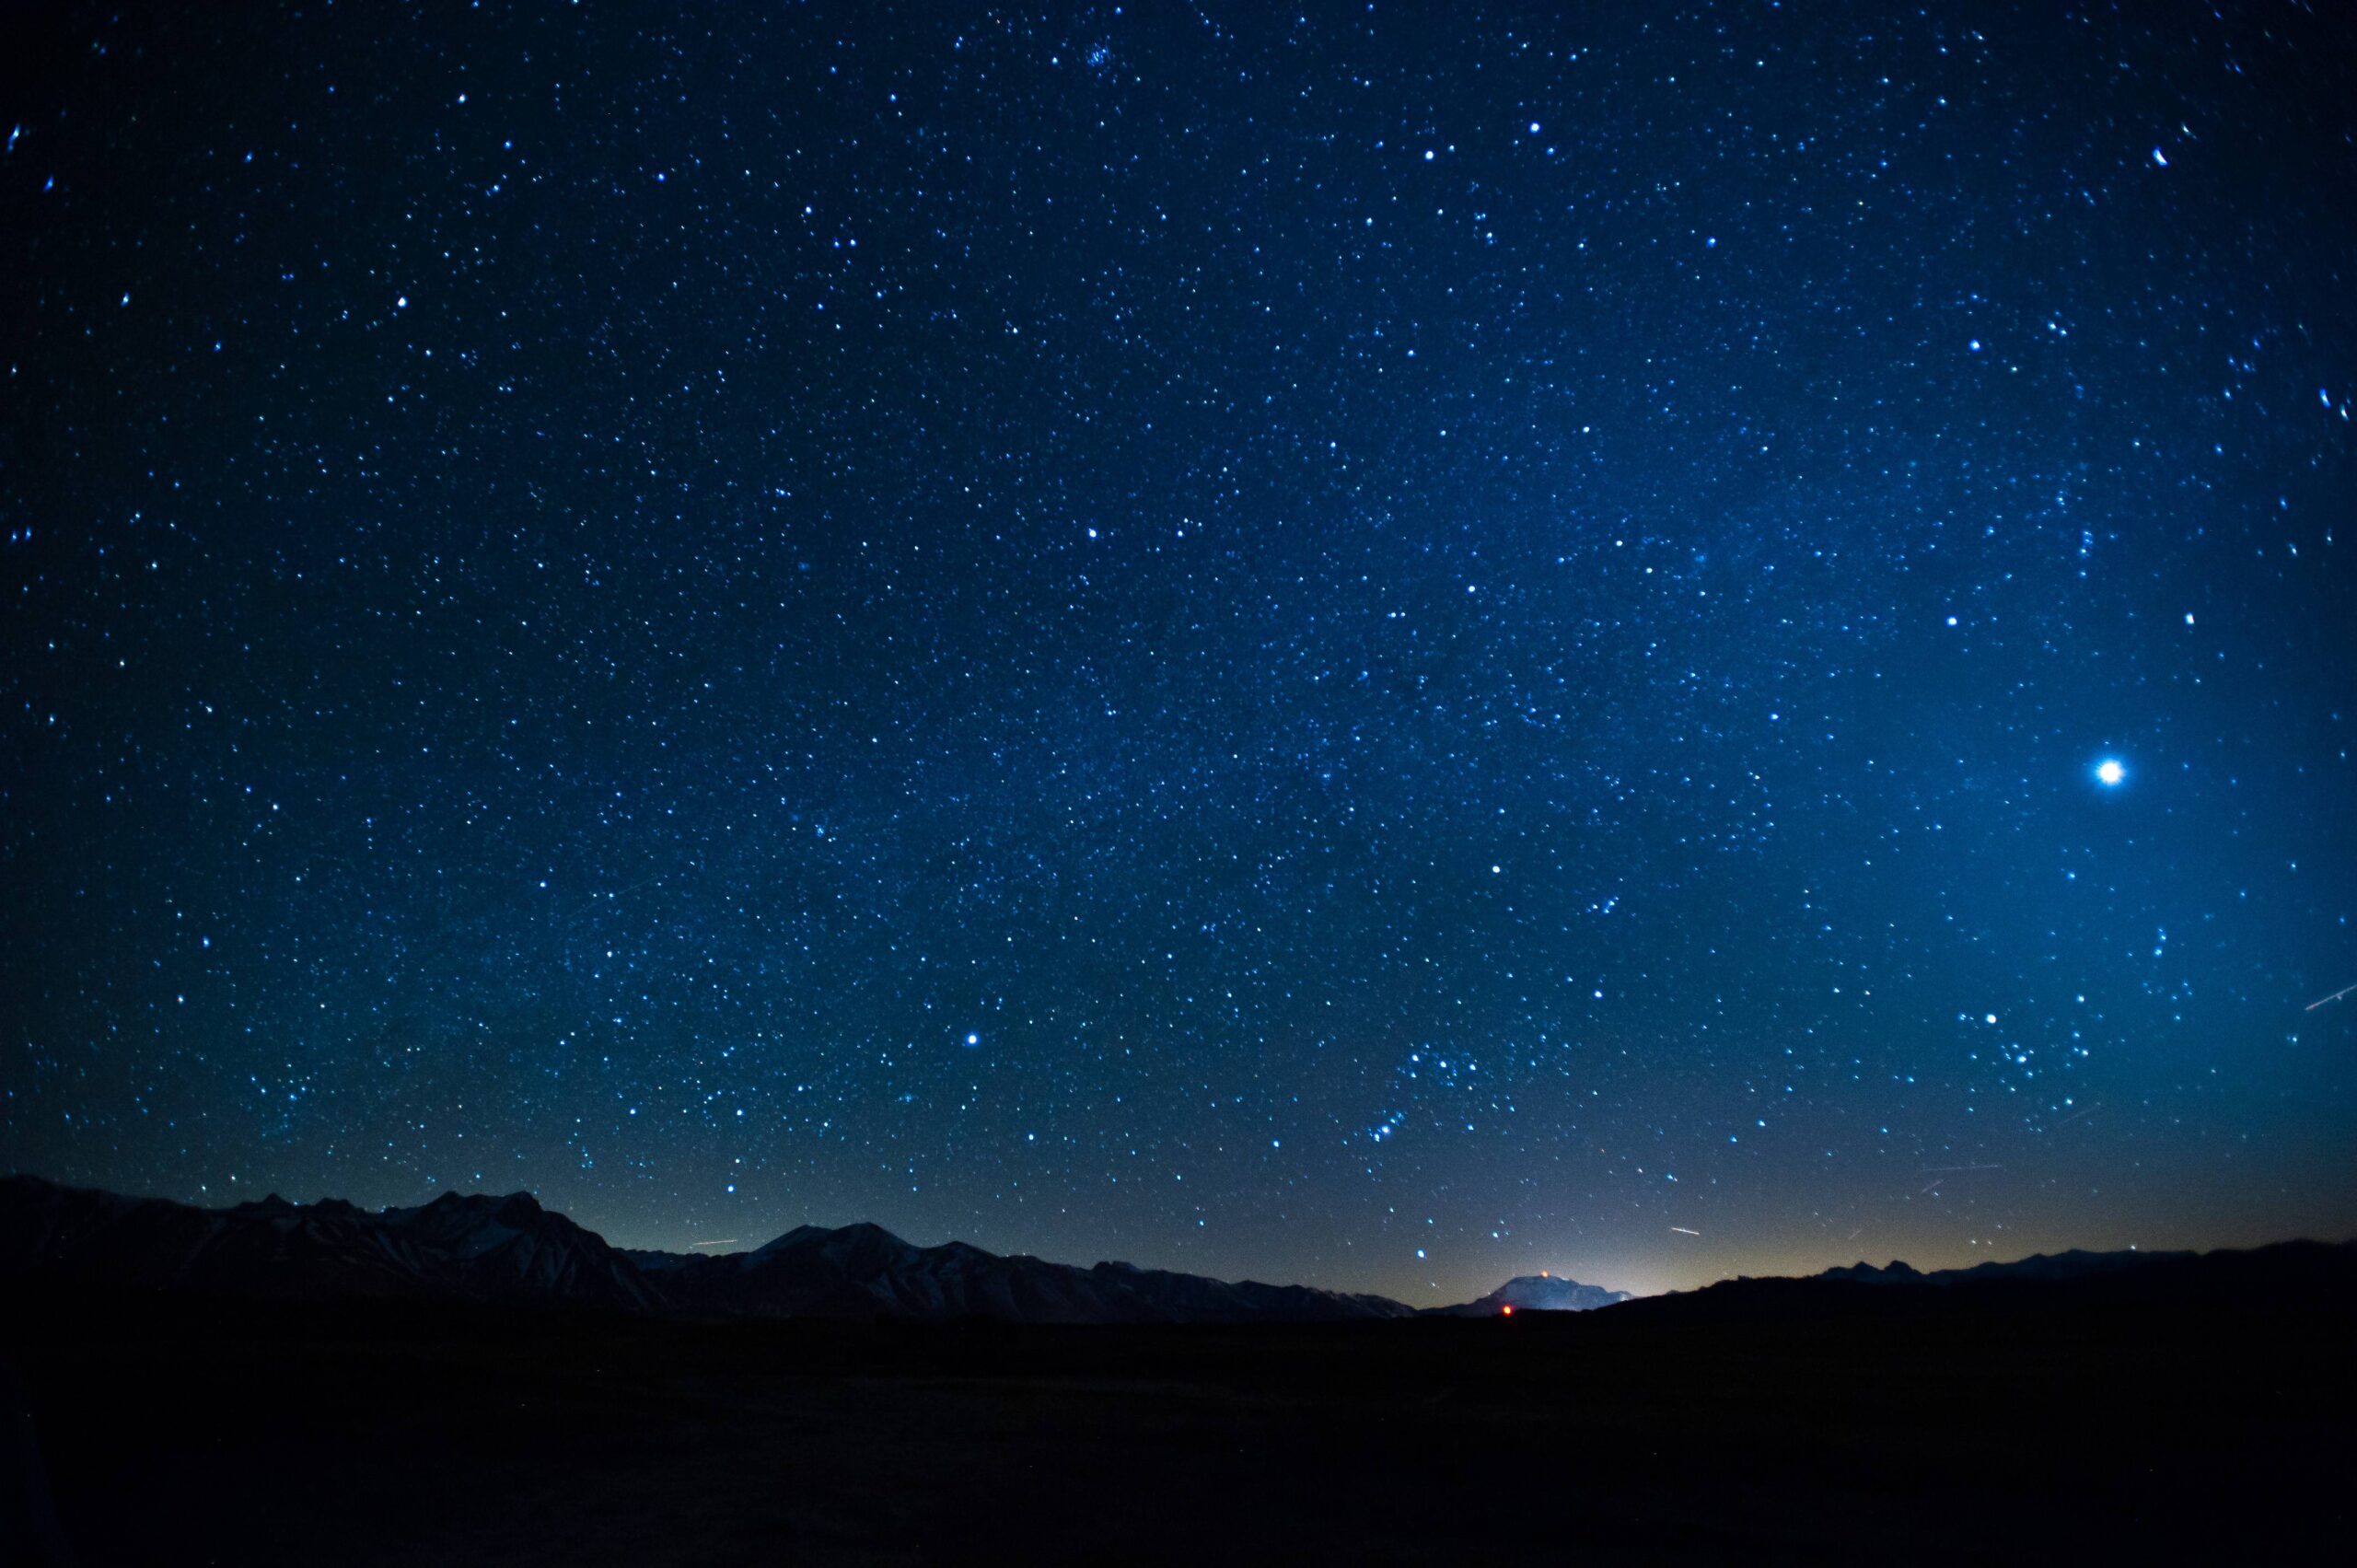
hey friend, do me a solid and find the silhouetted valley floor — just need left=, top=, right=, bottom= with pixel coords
left=8, top=1283, right=2351, bottom=1564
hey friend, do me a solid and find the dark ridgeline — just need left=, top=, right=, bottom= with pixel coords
left=616, top=1218, right=1420, bottom=1323
left=1615, top=1236, right=2357, bottom=1319
left=0, top=1174, right=1419, bottom=1324
left=7, top=1171, right=2354, bottom=1563
left=17, top=1170, right=2357, bottom=1332
left=12, top=1174, right=2354, bottom=1330
left=0, top=1175, right=664, bottom=1310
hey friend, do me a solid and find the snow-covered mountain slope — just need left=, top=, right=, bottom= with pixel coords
left=1429, top=1273, right=1631, bottom=1315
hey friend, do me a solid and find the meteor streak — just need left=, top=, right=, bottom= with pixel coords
left=2305, top=982, right=2357, bottom=1012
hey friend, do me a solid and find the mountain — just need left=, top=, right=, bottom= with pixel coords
left=620, top=1219, right=1415, bottom=1323
left=0, top=1176, right=1411, bottom=1325
left=1620, top=1237, right=2357, bottom=1321
left=1818, top=1248, right=2194, bottom=1287
left=0, top=1175, right=662, bottom=1311
left=1430, top=1273, right=1631, bottom=1316
left=16, top=1174, right=2340, bottom=1330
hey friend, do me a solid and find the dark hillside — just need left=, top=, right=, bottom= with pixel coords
left=7, top=1256, right=2350, bottom=1564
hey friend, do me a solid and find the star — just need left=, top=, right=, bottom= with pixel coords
left=9, top=0, right=2344, bottom=1311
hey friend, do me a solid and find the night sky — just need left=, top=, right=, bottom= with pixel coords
left=6, top=2, right=2352, bottom=1303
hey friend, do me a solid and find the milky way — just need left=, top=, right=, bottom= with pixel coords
left=5, top=3, right=2351, bottom=1300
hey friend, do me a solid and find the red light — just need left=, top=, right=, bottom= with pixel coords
left=1502, top=1305, right=1515, bottom=1317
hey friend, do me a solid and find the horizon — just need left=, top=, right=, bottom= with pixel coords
left=5, top=5, right=2352, bottom=1312
left=15, top=1167, right=2349, bottom=1305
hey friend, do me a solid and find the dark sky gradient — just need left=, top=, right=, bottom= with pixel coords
left=5, top=2, right=2352, bottom=1302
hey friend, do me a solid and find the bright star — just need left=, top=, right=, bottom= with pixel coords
left=2095, top=758, right=2126, bottom=786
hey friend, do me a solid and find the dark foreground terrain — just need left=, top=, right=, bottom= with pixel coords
left=8, top=1268, right=2353, bottom=1566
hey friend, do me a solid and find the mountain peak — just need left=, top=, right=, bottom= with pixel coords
left=750, top=1219, right=916, bottom=1257
left=1815, top=1249, right=2195, bottom=1287
left=833, top=1220, right=908, bottom=1242
left=1433, top=1272, right=1632, bottom=1316
left=0, top=1175, right=1415, bottom=1325
left=1822, top=1259, right=1925, bottom=1283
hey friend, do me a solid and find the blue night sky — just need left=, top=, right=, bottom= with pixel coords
left=4, top=2, right=2351, bottom=1302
